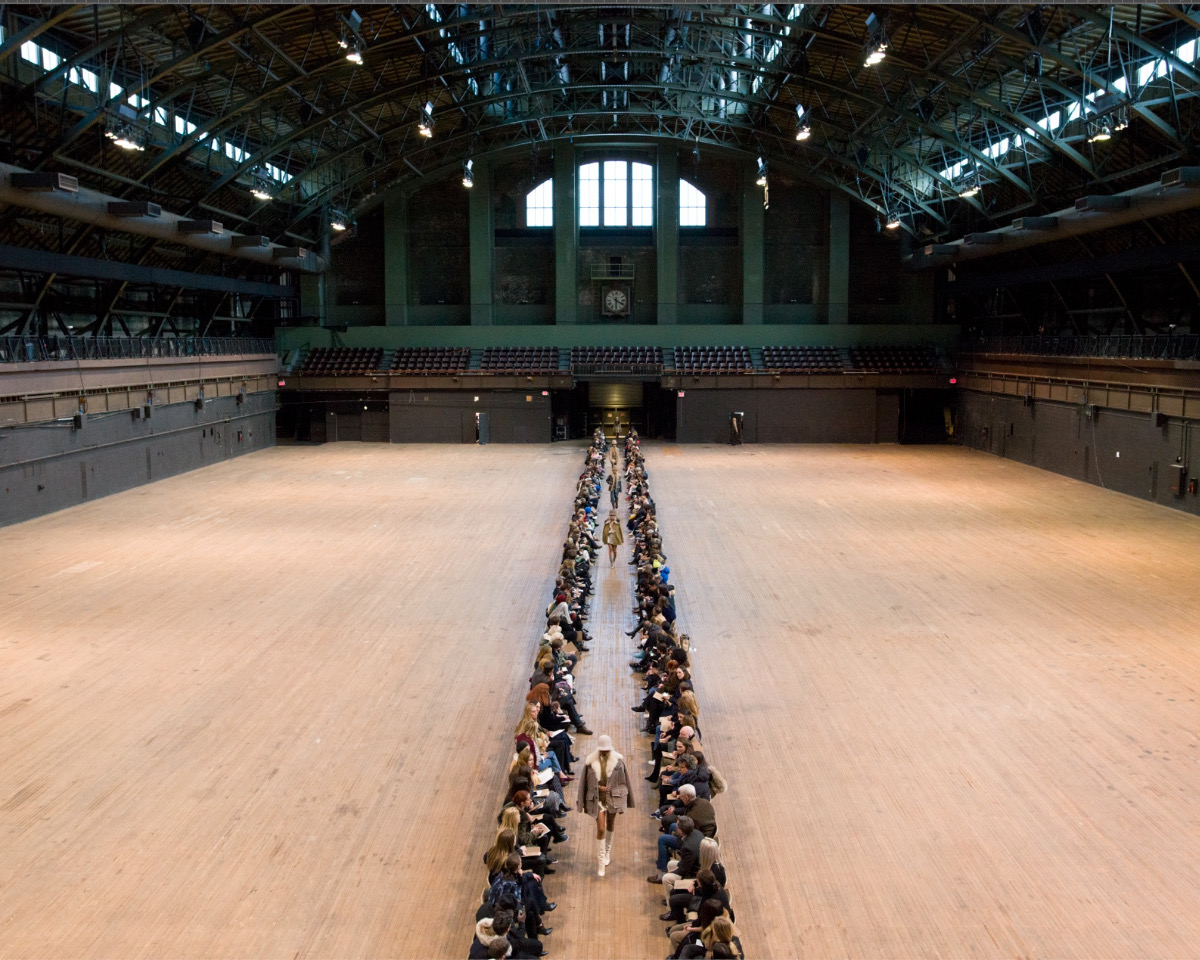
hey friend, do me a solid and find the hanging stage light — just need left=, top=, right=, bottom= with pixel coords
left=462, top=159, right=475, bottom=188
left=417, top=101, right=434, bottom=138
left=755, top=156, right=768, bottom=187
left=250, top=171, right=273, bottom=201
left=106, top=123, right=145, bottom=152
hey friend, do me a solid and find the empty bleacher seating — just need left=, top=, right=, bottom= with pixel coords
left=760, top=346, right=845, bottom=374
left=479, top=346, right=560, bottom=374
left=297, top=347, right=384, bottom=375
left=847, top=346, right=936, bottom=373
left=390, top=346, right=470, bottom=374
left=670, top=346, right=754, bottom=374
left=569, top=347, right=664, bottom=368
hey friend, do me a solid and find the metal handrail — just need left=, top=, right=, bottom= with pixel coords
left=0, top=336, right=276, bottom=363
left=963, top=334, right=1200, bottom=361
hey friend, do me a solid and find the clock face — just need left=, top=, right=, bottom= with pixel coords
left=605, top=289, right=628, bottom=312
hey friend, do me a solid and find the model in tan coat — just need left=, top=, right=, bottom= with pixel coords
left=577, top=734, right=635, bottom=876
left=602, top=513, right=624, bottom=564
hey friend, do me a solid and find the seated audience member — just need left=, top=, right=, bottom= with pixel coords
left=490, top=854, right=554, bottom=941
left=679, top=916, right=742, bottom=959
left=651, top=814, right=702, bottom=894
left=667, top=895, right=727, bottom=957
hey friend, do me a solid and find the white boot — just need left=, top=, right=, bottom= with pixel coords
left=597, top=839, right=606, bottom=877
left=604, top=834, right=613, bottom=866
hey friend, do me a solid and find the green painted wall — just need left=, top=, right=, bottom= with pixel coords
left=277, top=322, right=959, bottom=352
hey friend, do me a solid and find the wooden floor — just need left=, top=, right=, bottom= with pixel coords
left=2, top=443, right=1200, bottom=959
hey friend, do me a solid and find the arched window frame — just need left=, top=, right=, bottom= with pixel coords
left=679, top=179, right=707, bottom=227
left=525, top=178, right=553, bottom=227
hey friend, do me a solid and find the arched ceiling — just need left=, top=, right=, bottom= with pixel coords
left=2, top=3, right=1198, bottom=264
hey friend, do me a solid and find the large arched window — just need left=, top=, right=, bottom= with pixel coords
left=580, top=160, right=653, bottom=227
left=680, top=179, right=707, bottom=226
left=525, top=179, right=553, bottom=227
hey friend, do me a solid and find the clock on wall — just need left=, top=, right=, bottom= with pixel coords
left=601, top=284, right=631, bottom=317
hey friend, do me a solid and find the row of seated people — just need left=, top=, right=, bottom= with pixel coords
left=297, top=347, right=384, bottom=375
left=670, top=347, right=753, bottom=375
left=479, top=347, right=560, bottom=374
left=391, top=346, right=470, bottom=373
left=760, top=345, right=844, bottom=374
left=570, top=346, right=664, bottom=367
left=469, top=434, right=607, bottom=960
left=847, top=346, right=937, bottom=373
left=621, top=434, right=744, bottom=960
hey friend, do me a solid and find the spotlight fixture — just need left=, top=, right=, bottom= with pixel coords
left=249, top=171, right=273, bottom=201
left=417, top=101, right=434, bottom=138
left=105, top=123, right=145, bottom=152
left=346, top=39, right=364, bottom=65
left=794, top=103, right=812, bottom=140
left=461, top=159, right=474, bottom=189
left=863, top=12, right=888, bottom=67
left=755, top=156, right=768, bottom=187
left=885, top=216, right=901, bottom=230
left=958, top=184, right=980, bottom=198
left=330, top=209, right=349, bottom=232
left=1087, top=119, right=1113, bottom=143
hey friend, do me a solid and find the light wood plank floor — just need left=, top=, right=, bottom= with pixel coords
left=4, top=443, right=1200, bottom=959
left=649, top=443, right=1200, bottom=960
left=0, top=444, right=594, bottom=959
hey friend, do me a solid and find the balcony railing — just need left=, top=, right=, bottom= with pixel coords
left=963, top=334, right=1200, bottom=362
left=0, top=336, right=276, bottom=363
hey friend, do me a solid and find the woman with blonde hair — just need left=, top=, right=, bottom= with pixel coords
left=678, top=915, right=740, bottom=959
left=484, top=828, right=517, bottom=883
left=698, top=836, right=724, bottom=885
left=678, top=690, right=700, bottom=730
left=499, top=805, right=552, bottom=873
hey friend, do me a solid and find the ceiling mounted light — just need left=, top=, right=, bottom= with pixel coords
left=330, top=209, right=349, bottom=232
left=346, top=39, right=364, bottom=65
left=958, top=184, right=981, bottom=198
left=863, top=12, right=888, bottom=67
left=795, top=123, right=812, bottom=141
left=249, top=171, right=273, bottom=201
left=755, top=156, right=768, bottom=187
left=1087, top=119, right=1113, bottom=143
left=106, top=123, right=145, bottom=152
left=462, top=159, right=474, bottom=188
left=417, top=101, right=434, bottom=138
left=885, top=215, right=902, bottom=230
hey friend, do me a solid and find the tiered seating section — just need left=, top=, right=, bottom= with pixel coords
left=671, top=346, right=753, bottom=374
left=570, top=347, right=664, bottom=367
left=761, top=346, right=844, bottom=373
left=297, top=347, right=383, bottom=375
left=479, top=347, right=560, bottom=374
left=390, top=346, right=470, bottom=374
left=291, top=343, right=942, bottom=380
left=847, top=346, right=937, bottom=373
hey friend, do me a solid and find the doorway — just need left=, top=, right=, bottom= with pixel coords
left=586, top=381, right=643, bottom=439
